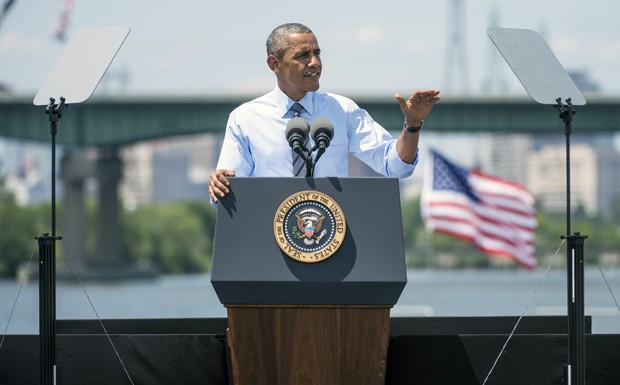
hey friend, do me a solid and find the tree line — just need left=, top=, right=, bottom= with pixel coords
left=1, top=181, right=619, bottom=278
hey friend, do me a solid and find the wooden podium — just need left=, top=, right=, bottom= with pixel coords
left=211, top=178, right=407, bottom=385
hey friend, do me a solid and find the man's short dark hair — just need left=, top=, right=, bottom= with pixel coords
left=266, top=23, right=313, bottom=59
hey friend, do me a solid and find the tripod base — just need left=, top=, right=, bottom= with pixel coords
left=563, top=232, right=587, bottom=385
left=38, top=233, right=60, bottom=385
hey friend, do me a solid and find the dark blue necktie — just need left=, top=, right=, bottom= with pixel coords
left=290, top=103, right=307, bottom=176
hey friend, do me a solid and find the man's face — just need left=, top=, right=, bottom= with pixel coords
left=268, top=33, right=322, bottom=101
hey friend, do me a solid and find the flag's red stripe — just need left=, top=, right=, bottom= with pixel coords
left=427, top=201, right=536, bottom=232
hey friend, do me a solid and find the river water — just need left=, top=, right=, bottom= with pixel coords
left=1, top=268, right=619, bottom=335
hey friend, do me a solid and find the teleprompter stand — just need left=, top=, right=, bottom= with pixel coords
left=33, top=25, right=130, bottom=385
left=488, top=27, right=587, bottom=385
left=36, top=96, right=66, bottom=385
left=556, top=96, right=588, bottom=385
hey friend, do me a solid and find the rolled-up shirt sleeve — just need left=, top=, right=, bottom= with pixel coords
left=215, top=115, right=254, bottom=177
left=385, top=142, right=417, bottom=177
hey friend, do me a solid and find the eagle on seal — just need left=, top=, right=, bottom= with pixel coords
left=295, top=208, right=326, bottom=245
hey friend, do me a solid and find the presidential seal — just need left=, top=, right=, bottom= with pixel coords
left=273, top=190, right=346, bottom=263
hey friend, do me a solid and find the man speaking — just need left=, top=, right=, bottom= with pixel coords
left=209, top=22, right=440, bottom=204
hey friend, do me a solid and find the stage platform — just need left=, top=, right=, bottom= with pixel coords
left=1, top=316, right=619, bottom=385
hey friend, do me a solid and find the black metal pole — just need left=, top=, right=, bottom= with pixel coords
left=51, top=114, right=57, bottom=238
left=564, top=110, right=571, bottom=237
left=305, top=148, right=314, bottom=177
left=556, top=97, right=586, bottom=385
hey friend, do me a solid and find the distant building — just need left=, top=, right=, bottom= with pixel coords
left=568, top=70, right=601, bottom=94
left=482, top=133, right=533, bottom=186
left=0, top=82, right=11, bottom=94
left=480, top=132, right=620, bottom=216
left=0, top=138, right=54, bottom=205
left=528, top=144, right=597, bottom=214
left=527, top=136, right=620, bottom=216
left=120, top=143, right=154, bottom=208
left=119, top=133, right=222, bottom=206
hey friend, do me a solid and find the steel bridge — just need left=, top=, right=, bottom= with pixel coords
left=2, top=95, right=620, bottom=147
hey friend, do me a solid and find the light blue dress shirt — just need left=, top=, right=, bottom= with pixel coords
left=215, top=86, right=418, bottom=178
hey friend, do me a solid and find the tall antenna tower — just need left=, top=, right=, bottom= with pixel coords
left=443, top=0, right=469, bottom=94
left=482, top=4, right=509, bottom=94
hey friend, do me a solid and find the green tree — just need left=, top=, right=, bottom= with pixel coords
left=0, top=180, right=50, bottom=277
left=400, top=197, right=422, bottom=249
left=121, top=201, right=213, bottom=274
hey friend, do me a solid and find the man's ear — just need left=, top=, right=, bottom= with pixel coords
left=267, top=55, right=279, bottom=73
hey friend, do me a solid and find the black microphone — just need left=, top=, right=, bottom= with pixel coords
left=285, top=117, right=310, bottom=155
left=310, top=117, right=334, bottom=157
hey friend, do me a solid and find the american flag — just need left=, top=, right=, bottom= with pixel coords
left=421, top=150, right=537, bottom=269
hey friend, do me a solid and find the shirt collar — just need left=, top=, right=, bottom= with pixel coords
left=273, top=85, right=315, bottom=118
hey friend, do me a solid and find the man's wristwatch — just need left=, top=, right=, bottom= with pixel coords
left=404, top=120, right=423, bottom=133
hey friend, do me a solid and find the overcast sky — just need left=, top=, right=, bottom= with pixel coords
left=1, top=0, right=620, bottom=99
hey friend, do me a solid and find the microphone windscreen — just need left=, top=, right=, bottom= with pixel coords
left=285, top=117, right=310, bottom=140
left=310, top=117, right=334, bottom=140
